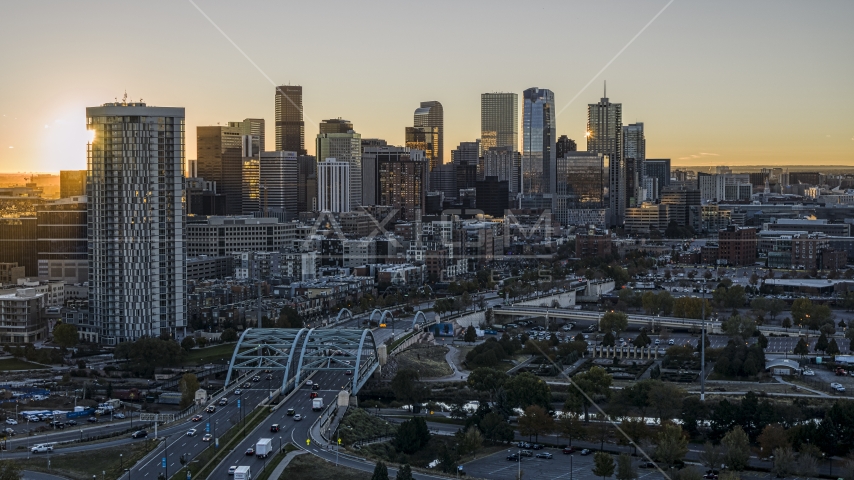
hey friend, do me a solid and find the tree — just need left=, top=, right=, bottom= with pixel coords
left=395, top=464, right=413, bottom=480
left=771, top=447, right=796, bottom=478
left=505, top=372, right=551, bottom=411
left=518, top=405, right=553, bottom=442
left=721, top=315, right=756, bottom=339
left=633, top=330, right=651, bottom=348
left=391, top=369, right=425, bottom=406
left=558, top=414, right=587, bottom=447
left=791, top=297, right=813, bottom=326
left=615, top=454, right=637, bottom=480
left=178, top=373, right=200, bottom=409
left=602, top=332, right=616, bottom=348
left=698, top=442, right=724, bottom=472
left=600, top=311, right=629, bottom=335
left=52, top=323, right=79, bottom=348
left=113, top=337, right=185, bottom=377
left=371, top=461, right=389, bottom=480
left=793, top=337, right=810, bottom=357
left=592, top=452, right=615, bottom=480
left=767, top=298, right=785, bottom=320
left=757, top=424, right=789, bottom=457
left=815, top=333, right=829, bottom=352
left=827, top=337, right=841, bottom=355
left=479, top=412, right=515, bottom=444
left=567, top=366, right=613, bottom=422
left=673, top=297, right=711, bottom=320
left=0, top=461, right=21, bottom=480
left=394, top=417, right=430, bottom=454
left=781, top=317, right=792, bottom=330
left=721, top=426, right=750, bottom=471
left=457, top=426, right=484, bottom=458
left=221, top=328, right=238, bottom=342
left=181, top=336, right=196, bottom=353
left=464, top=325, right=477, bottom=343
left=619, top=419, right=649, bottom=455
left=467, top=368, right=508, bottom=400
left=647, top=381, right=685, bottom=424
left=653, top=423, right=688, bottom=467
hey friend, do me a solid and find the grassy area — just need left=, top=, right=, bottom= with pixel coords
left=283, top=453, right=371, bottom=480
left=17, top=439, right=159, bottom=480
left=338, top=408, right=397, bottom=445
left=181, top=343, right=237, bottom=366
left=395, top=346, right=453, bottom=378
left=0, top=358, right=48, bottom=371
left=389, top=331, right=416, bottom=352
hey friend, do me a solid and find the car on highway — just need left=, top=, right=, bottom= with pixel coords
left=192, top=414, right=203, bottom=422
left=228, top=466, right=237, bottom=475
left=131, top=430, right=148, bottom=439
left=293, top=414, right=302, bottom=421
left=506, top=453, right=520, bottom=462
left=114, top=413, right=126, bottom=419
left=580, top=449, right=591, bottom=456
left=535, top=452, right=553, bottom=459
left=270, top=424, right=280, bottom=433
left=654, top=339, right=661, bottom=345
left=312, top=384, right=320, bottom=390
left=287, top=408, right=296, bottom=416
left=306, top=380, right=313, bottom=386
left=48, top=421, right=65, bottom=429
left=234, top=389, right=242, bottom=395
left=5, top=419, right=16, bottom=425
left=206, top=405, right=217, bottom=413
left=219, top=397, right=229, bottom=406
left=245, top=447, right=255, bottom=456
left=562, top=446, right=577, bottom=454
left=31, top=444, right=53, bottom=454
left=88, top=417, right=98, bottom=423
left=187, top=428, right=198, bottom=437
left=67, top=420, right=77, bottom=426
left=252, top=376, right=260, bottom=382
left=202, top=434, right=213, bottom=442
left=265, top=374, right=273, bottom=380
left=243, top=382, right=252, bottom=388
left=345, top=370, right=352, bottom=375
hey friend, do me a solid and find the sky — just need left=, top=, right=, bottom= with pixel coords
left=0, top=0, right=852, bottom=173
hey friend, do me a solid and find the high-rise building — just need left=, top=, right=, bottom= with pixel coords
left=554, top=152, right=608, bottom=227
left=429, top=163, right=457, bottom=201
left=60, top=170, right=86, bottom=198
left=260, top=150, right=298, bottom=219
left=645, top=159, right=671, bottom=197
left=86, top=101, right=186, bottom=343
left=482, top=147, right=521, bottom=195
left=297, top=155, right=317, bottom=213
left=481, top=93, right=518, bottom=154
left=405, top=126, right=440, bottom=171
left=588, top=94, right=623, bottom=225
left=275, top=85, right=305, bottom=154
left=37, top=196, right=88, bottom=284
left=414, top=101, right=443, bottom=165
left=363, top=147, right=427, bottom=221
left=555, top=136, right=577, bottom=159
left=622, top=122, right=645, bottom=208
left=317, top=158, right=350, bottom=212
left=229, top=118, right=266, bottom=152
left=475, top=176, right=509, bottom=217
left=0, top=217, right=37, bottom=276
left=452, top=140, right=480, bottom=191
left=317, top=121, right=361, bottom=208
left=319, top=118, right=353, bottom=134
left=522, top=87, right=556, bottom=196
left=197, top=125, right=243, bottom=215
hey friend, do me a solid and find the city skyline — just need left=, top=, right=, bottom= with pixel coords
left=0, top=1, right=851, bottom=173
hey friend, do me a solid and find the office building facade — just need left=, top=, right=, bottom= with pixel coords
left=482, top=147, right=521, bottom=195
left=317, top=158, right=351, bottom=212
left=644, top=159, right=671, bottom=197
left=260, top=150, right=298, bottom=218
left=37, top=196, right=88, bottom=284
left=275, top=85, right=305, bottom=154
left=622, top=122, right=645, bottom=207
left=86, top=101, right=186, bottom=343
left=588, top=95, right=623, bottom=225
left=317, top=122, right=361, bottom=209
left=481, top=93, right=518, bottom=153
left=522, top=87, right=556, bottom=196
left=297, top=155, right=317, bottom=213
left=197, top=125, right=244, bottom=215
left=60, top=170, right=87, bottom=198
left=554, top=152, right=608, bottom=227
left=405, top=126, right=440, bottom=171
left=229, top=118, right=265, bottom=153
left=414, top=101, right=443, bottom=166
left=555, top=135, right=577, bottom=159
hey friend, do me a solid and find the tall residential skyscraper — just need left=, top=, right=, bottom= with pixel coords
left=275, top=85, right=305, bottom=154
left=554, top=152, right=608, bottom=228
left=405, top=126, right=440, bottom=171
left=481, top=93, right=518, bottom=153
left=317, top=158, right=350, bottom=212
left=522, top=87, right=556, bottom=196
left=622, top=122, right=646, bottom=208
left=197, top=125, right=243, bottom=215
left=364, top=148, right=427, bottom=221
left=587, top=94, right=623, bottom=225
left=317, top=121, right=361, bottom=209
left=229, top=118, right=266, bottom=152
left=414, top=101, right=443, bottom=165
left=86, top=101, right=186, bottom=343
left=260, top=150, right=298, bottom=218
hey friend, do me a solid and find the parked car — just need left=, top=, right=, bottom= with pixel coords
left=535, top=452, right=553, bottom=459
left=520, top=450, right=533, bottom=457
left=131, top=430, right=148, bottom=439
left=67, top=420, right=77, bottom=426
left=562, top=446, right=576, bottom=454
left=580, top=449, right=591, bottom=456
left=639, top=461, right=656, bottom=468
left=114, top=413, right=126, bottom=419
left=88, top=417, right=98, bottom=423
left=802, top=369, right=815, bottom=376
left=48, top=421, right=65, bottom=429
left=506, top=453, right=520, bottom=462
left=531, top=444, right=543, bottom=450
left=5, top=419, right=17, bottom=425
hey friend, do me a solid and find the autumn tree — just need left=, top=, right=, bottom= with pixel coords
left=179, top=373, right=200, bottom=409
left=653, top=423, right=688, bottom=467
left=592, top=452, right=615, bottom=480
left=721, top=426, right=750, bottom=471
left=518, top=405, right=553, bottom=442
left=757, top=424, right=789, bottom=457
left=567, top=366, right=613, bottom=422
left=600, top=311, right=629, bottom=335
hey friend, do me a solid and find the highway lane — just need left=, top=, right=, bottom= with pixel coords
left=209, top=370, right=348, bottom=478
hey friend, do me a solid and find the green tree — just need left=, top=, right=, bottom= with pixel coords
left=782, top=317, right=792, bottom=329
left=457, top=426, right=484, bottom=457
left=52, top=323, right=79, bottom=348
left=479, top=412, right=515, bottom=444
left=602, top=332, right=616, bottom=347
left=113, top=337, right=185, bottom=377
left=815, top=333, right=829, bottom=352
left=371, top=460, right=389, bottom=480
left=0, top=460, right=22, bottom=480
left=467, top=368, right=508, bottom=400
left=277, top=306, right=305, bottom=329
left=653, top=423, right=688, bottom=467
left=395, top=464, right=413, bottom=480
left=505, top=372, right=551, bottom=410
left=721, top=426, right=750, bottom=471
left=179, top=373, right=200, bottom=409
left=518, top=405, right=553, bottom=442
left=791, top=297, right=813, bottom=326
left=464, top=325, right=477, bottom=343
left=615, top=453, right=638, bottom=480
left=673, top=297, right=711, bottom=319
left=698, top=442, right=724, bottom=472
left=558, top=414, right=587, bottom=447
left=827, top=337, right=841, bottom=355
left=181, top=336, right=196, bottom=353
left=793, top=337, right=810, bottom=357
left=600, top=311, right=629, bottom=335
left=592, top=452, right=616, bottom=480
left=394, top=417, right=430, bottom=454
left=391, top=369, right=425, bottom=406
left=771, top=447, right=796, bottom=479
left=633, top=330, right=651, bottom=348
left=567, top=366, right=613, bottom=422
left=221, top=328, right=238, bottom=342
left=647, top=381, right=685, bottom=424
left=721, top=315, right=756, bottom=339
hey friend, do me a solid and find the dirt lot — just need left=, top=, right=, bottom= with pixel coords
left=284, top=453, right=370, bottom=480
left=394, top=346, right=453, bottom=378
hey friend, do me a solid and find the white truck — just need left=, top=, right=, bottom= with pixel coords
left=312, top=398, right=323, bottom=411
left=255, top=438, right=273, bottom=458
left=233, top=465, right=251, bottom=480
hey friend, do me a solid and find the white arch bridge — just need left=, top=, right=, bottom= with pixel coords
left=224, top=328, right=380, bottom=395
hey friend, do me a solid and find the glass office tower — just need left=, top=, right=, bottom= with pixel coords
left=522, top=88, right=556, bottom=197
left=588, top=95, right=623, bottom=225
left=481, top=93, right=518, bottom=154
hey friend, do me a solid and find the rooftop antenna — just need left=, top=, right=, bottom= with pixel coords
left=122, top=91, right=127, bottom=105
left=604, top=80, right=607, bottom=98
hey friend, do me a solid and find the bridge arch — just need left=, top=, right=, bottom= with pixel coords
left=411, top=311, right=427, bottom=330
left=336, top=308, right=353, bottom=323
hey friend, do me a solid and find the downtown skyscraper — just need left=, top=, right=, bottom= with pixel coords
left=588, top=93, right=623, bottom=226
left=414, top=101, right=443, bottom=167
left=86, top=101, right=186, bottom=343
left=317, top=119, right=361, bottom=209
left=275, top=85, right=306, bottom=154
left=481, top=93, right=518, bottom=153
left=622, top=122, right=646, bottom=208
left=522, top=87, right=556, bottom=198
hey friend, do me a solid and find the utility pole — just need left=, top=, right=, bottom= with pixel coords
left=701, top=278, right=706, bottom=402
